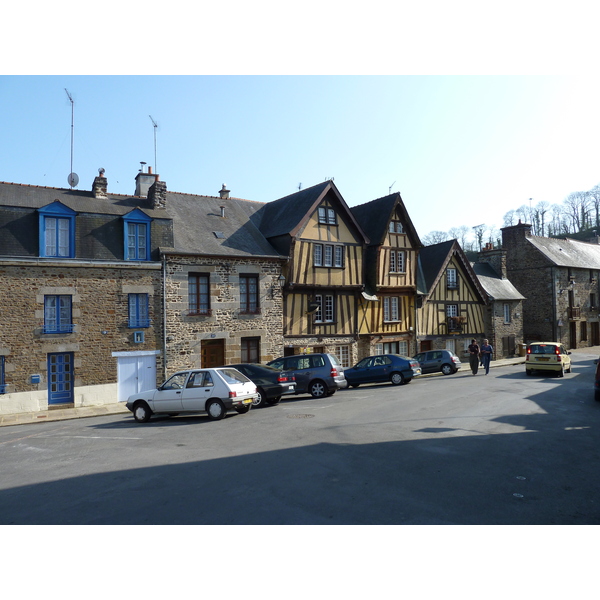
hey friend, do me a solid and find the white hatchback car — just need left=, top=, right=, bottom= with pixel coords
left=126, top=368, right=258, bottom=423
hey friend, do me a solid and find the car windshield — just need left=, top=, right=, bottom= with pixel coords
left=218, top=368, right=251, bottom=384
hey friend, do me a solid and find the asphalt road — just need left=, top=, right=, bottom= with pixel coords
left=1, top=352, right=600, bottom=525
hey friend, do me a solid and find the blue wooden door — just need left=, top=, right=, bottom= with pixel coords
left=48, top=352, right=74, bottom=405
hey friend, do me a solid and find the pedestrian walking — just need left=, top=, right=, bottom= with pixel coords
left=480, top=338, right=493, bottom=375
left=468, top=338, right=480, bottom=375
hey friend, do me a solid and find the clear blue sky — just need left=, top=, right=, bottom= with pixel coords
left=2, top=75, right=598, bottom=238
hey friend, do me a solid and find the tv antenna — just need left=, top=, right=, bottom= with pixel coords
left=149, top=115, right=158, bottom=173
left=65, top=89, right=78, bottom=188
left=389, top=181, right=396, bottom=194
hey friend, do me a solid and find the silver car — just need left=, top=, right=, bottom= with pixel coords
left=126, top=368, right=258, bottom=423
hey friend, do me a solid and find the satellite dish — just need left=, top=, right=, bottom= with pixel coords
left=68, top=172, right=79, bottom=188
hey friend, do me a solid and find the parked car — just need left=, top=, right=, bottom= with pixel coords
left=345, top=354, right=421, bottom=388
left=594, top=358, right=600, bottom=401
left=267, top=353, right=346, bottom=398
left=126, top=368, right=258, bottom=423
left=227, top=363, right=296, bottom=408
left=525, top=342, right=572, bottom=377
left=412, top=350, right=462, bottom=375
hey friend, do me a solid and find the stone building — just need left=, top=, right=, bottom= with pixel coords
left=0, top=169, right=171, bottom=414
left=472, top=245, right=525, bottom=358
left=502, top=221, right=600, bottom=348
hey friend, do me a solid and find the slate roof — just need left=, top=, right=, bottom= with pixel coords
left=527, top=235, right=600, bottom=269
left=350, top=192, right=422, bottom=248
left=471, top=262, right=525, bottom=301
left=0, top=181, right=167, bottom=219
left=163, top=192, right=283, bottom=258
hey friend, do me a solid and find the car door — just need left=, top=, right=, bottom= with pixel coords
left=349, top=357, right=374, bottom=384
left=151, top=372, right=188, bottom=412
left=368, top=356, right=389, bottom=382
left=180, top=371, right=216, bottom=411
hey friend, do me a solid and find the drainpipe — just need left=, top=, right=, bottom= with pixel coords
left=551, top=266, right=558, bottom=342
left=162, top=253, right=168, bottom=381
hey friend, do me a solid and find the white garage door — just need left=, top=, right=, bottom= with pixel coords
left=115, top=351, right=158, bottom=402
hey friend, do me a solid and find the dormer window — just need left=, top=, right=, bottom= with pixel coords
left=389, top=220, right=404, bottom=234
left=123, top=208, right=152, bottom=261
left=38, top=201, right=77, bottom=258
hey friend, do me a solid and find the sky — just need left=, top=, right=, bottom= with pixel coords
left=2, top=74, right=599, bottom=241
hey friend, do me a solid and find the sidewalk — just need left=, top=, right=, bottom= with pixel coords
left=0, top=355, right=531, bottom=428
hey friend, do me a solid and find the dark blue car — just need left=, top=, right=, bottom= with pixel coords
left=345, top=354, right=421, bottom=388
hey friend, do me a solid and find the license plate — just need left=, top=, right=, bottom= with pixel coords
left=538, top=357, right=550, bottom=361
left=242, top=397, right=253, bottom=404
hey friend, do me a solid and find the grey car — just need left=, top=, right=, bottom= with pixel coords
left=267, top=353, right=346, bottom=398
left=413, top=350, right=462, bottom=375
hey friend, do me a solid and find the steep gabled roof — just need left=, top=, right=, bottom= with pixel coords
left=254, top=181, right=368, bottom=244
left=471, top=262, right=526, bottom=301
left=418, top=239, right=488, bottom=303
left=350, top=192, right=422, bottom=248
left=527, top=235, right=600, bottom=269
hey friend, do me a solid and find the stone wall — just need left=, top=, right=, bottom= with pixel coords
left=163, top=255, right=285, bottom=374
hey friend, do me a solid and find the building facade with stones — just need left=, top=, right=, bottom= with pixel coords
left=502, top=221, right=600, bottom=348
left=0, top=170, right=171, bottom=415
left=472, top=245, right=525, bottom=358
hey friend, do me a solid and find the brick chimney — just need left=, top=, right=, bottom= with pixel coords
left=135, top=164, right=158, bottom=197
left=92, top=168, right=108, bottom=198
left=479, top=246, right=507, bottom=279
left=148, top=177, right=167, bottom=209
left=219, top=184, right=230, bottom=199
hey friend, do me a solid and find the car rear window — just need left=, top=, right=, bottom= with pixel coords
left=530, top=345, right=557, bottom=355
left=218, top=368, right=251, bottom=384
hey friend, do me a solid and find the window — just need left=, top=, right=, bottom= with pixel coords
left=389, top=250, right=405, bottom=273
left=241, top=337, right=260, bottom=363
left=123, top=209, right=152, bottom=261
left=384, top=297, right=400, bottom=322
left=334, top=345, right=350, bottom=368
left=318, top=207, right=337, bottom=225
left=446, top=304, right=458, bottom=317
left=44, top=295, right=73, bottom=333
left=38, top=201, right=76, bottom=258
left=240, top=275, right=259, bottom=314
left=503, top=303, right=511, bottom=324
left=128, top=293, right=150, bottom=328
left=314, top=294, right=334, bottom=323
left=447, top=268, right=458, bottom=289
left=189, top=273, right=210, bottom=315
left=314, top=244, right=344, bottom=268
left=314, top=244, right=323, bottom=266
left=389, top=221, right=404, bottom=234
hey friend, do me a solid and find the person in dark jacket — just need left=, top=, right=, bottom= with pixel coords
left=480, top=339, right=493, bottom=375
left=468, top=338, right=480, bottom=375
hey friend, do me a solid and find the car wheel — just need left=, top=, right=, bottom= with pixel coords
left=267, top=396, right=281, bottom=405
left=566, top=364, right=572, bottom=373
left=206, top=399, right=226, bottom=420
left=235, top=405, right=251, bottom=414
left=558, top=366, right=564, bottom=378
left=309, top=380, right=327, bottom=398
left=390, top=372, right=405, bottom=385
left=252, top=388, right=267, bottom=408
left=133, top=401, right=152, bottom=423
left=441, top=364, right=453, bottom=375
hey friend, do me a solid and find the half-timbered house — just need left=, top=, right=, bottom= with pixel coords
left=254, top=181, right=368, bottom=367
left=350, top=192, right=422, bottom=359
left=417, top=239, right=488, bottom=358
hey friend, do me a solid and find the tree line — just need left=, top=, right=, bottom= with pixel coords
left=421, top=182, right=600, bottom=251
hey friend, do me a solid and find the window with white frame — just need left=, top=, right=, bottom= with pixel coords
left=335, top=345, right=350, bottom=368
left=447, top=268, right=458, bottom=289
left=324, top=295, right=334, bottom=322
left=335, top=245, right=344, bottom=268
left=317, top=207, right=336, bottom=225
left=314, top=244, right=323, bottom=266
left=446, top=304, right=458, bottom=317
left=383, top=297, right=400, bottom=322
left=503, top=303, right=511, bottom=324
left=324, top=244, right=333, bottom=267
left=389, top=250, right=405, bottom=273
left=327, top=208, right=336, bottom=225
left=318, top=207, right=327, bottom=223
left=314, top=243, right=344, bottom=268
left=314, top=294, right=334, bottom=323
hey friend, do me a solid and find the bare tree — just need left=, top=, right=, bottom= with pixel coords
left=563, top=191, right=591, bottom=232
left=472, top=224, right=486, bottom=251
left=533, top=200, right=550, bottom=237
left=503, top=209, right=516, bottom=227
left=448, top=225, right=470, bottom=249
left=589, top=184, right=600, bottom=229
left=421, top=230, right=450, bottom=245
